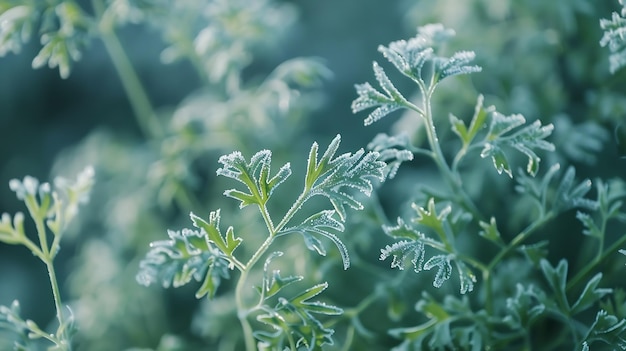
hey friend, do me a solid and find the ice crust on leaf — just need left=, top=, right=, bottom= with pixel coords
left=352, top=23, right=482, bottom=126
left=367, top=133, right=415, bottom=179
left=136, top=227, right=230, bottom=299
left=303, top=134, right=385, bottom=221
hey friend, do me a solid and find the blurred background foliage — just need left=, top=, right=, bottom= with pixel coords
left=1, top=0, right=626, bottom=350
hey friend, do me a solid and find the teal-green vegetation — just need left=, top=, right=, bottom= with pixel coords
left=1, top=0, right=626, bottom=350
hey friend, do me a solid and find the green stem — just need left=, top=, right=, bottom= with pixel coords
left=45, top=260, right=66, bottom=340
left=92, top=0, right=162, bottom=139
left=418, top=88, right=484, bottom=222
left=566, top=233, right=626, bottom=292
left=484, top=212, right=554, bottom=314
left=236, top=233, right=276, bottom=351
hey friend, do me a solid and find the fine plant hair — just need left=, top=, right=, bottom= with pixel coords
left=352, top=23, right=626, bottom=350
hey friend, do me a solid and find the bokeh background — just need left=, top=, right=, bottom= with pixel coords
left=1, top=0, right=626, bottom=349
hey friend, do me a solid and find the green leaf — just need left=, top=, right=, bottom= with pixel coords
left=280, top=210, right=350, bottom=269
left=304, top=134, right=386, bottom=221
left=540, top=259, right=570, bottom=312
left=478, top=216, right=504, bottom=246
left=217, top=149, right=292, bottom=208
left=136, top=228, right=230, bottom=299
left=571, top=274, right=613, bottom=315
left=190, top=210, right=242, bottom=257
left=450, top=95, right=492, bottom=147
left=455, top=260, right=476, bottom=294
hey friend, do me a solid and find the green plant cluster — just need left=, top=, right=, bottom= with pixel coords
left=1, top=0, right=626, bottom=350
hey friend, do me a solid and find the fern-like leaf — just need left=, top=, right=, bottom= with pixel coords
left=190, top=210, right=242, bottom=257
left=351, top=62, right=412, bottom=126
left=280, top=210, right=350, bottom=269
left=255, top=282, right=342, bottom=350
left=352, top=23, right=482, bottom=125
left=303, top=134, right=385, bottom=221
left=366, top=133, right=415, bottom=179
left=480, top=112, right=555, bottom=177
left=136, top=227, right=231, bottom=299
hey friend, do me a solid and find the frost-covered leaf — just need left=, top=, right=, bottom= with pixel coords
left=136, top=227, right=230, bottom=299
left=280, top=210, right=350, bottom=269
left=217, top=149, right=292, bottom=208
left=351, top=62, right=412, bottom=126
left=601, top=1, right=626, bottom=73
left=480, top=111, right=554, bottom=177
left=424, top=255, right=453, bottom=288
left=303, top=134, right=385, bottom=220
left=380, top=240, right=426, bottom=273
left=190, top=210, right=242, bottom=257
left=367, top=133, right=415, bottom=179
left=455, top=261, right=476, bottom=294
left=433, top=50, right=482, bottom=82
left=255, top=282, right=342, bottom=350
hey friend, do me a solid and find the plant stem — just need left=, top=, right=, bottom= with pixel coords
left=92, top=0, right=162, bottom=139
left=236, top=233, right=276, bottom=351
left=45, top=259, right=67, bottom=343
left=484, top=212, right=554, bottom=315
left=418, top=88, right=484, bottom=222
left=566, top=233, right=626, bottom=292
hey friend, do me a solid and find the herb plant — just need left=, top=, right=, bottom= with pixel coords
left=0, top=168, right=94, bottom=350
left=352, top=22, right=626, bottom=351
left=136, top=134, right=385, bottom=350
left=1, top=0, right=626, bottom=350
